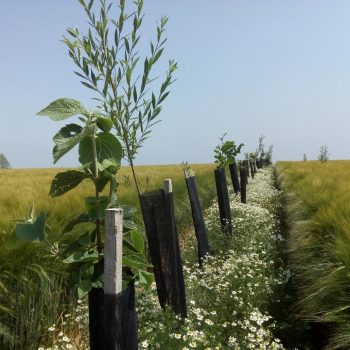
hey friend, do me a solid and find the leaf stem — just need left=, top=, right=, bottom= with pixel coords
left=91, top=133, right=102, bottom=254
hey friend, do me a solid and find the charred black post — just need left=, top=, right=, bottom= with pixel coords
left=229, top=161, right=240, bottom=194
left=89, top=288, right=104, bottom=350
left=214, top=167, right=232, bottom=235
left=104, top=283, right=137, bottom=350
left=240, top=166, right=247, bottom=204
left=140, top=180, right=187, bottom=317
left=253, top=160, right=258, bottom=174
left=249, top=160, right=255, bottom=179
left=244, top=160, right=250, bottom=179
left=184, top=172, right=210, bottom=267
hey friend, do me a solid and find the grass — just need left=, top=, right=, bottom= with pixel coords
left=276, top=160, right=350, bottom=350
left=0, top=163, right=216, bottom=350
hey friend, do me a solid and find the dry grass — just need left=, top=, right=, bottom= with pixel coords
left=0, top=163, right=216, bottom=237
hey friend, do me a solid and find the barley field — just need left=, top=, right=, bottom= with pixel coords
left=276, top=160, right=350, bottom=349
left=0, top=163, right=216, bottom=349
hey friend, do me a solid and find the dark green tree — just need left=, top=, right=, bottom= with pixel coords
left=0, top=153, right=10, bottom=169
left=318, top=145, right=329, bottom=163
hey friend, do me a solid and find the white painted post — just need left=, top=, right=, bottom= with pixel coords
left=164, top=179, right=173, bottom=193
left=104, top=208, right=123, bottom=295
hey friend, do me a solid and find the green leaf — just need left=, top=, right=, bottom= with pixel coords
left=63, top=250, right=99, bottom=264
left=96, top=117, right=113, bottom=132
left=70, top=269, right=81, bottom=284
left=63, top=214, right=91, bottom=233
left=85, top=196, right=109, bottom=220
left=96, top=173, right=112, bottom=193
left=123, top=255, right=151, bottom=269
left=82, top=262, right=95, bottom=279
left=78, top=279, right=92, bottom=298
left=130, top=230, right=144, bottom=253
left=49, top=170, right=91, bottom=197
left=79, top=132, right=123, bottom=165
left=138, top=270, right=154, bottom=288
left=52, top=124, right=84, bottom=164
left=152, top=48, right=164, bottom=65
left=97, top=159, right=120, bottom=173
left=37, top=98, right=87, bottom=121
left=78, top=232, right=93, bottom=246
left=15, top=212, right=46, bottom=242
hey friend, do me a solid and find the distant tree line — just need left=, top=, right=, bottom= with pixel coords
left=0, top=153, right=10, bottom=169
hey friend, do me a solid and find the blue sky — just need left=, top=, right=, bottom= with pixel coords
left=1, top=0, right=350, bottom=168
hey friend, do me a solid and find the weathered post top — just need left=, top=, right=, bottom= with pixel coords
left=164, top=179, right=173, bottom=193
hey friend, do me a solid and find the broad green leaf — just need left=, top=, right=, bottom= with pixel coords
left=82, top=262, right=94, bottom=279
left=63, top=250, right=99, bottom=264
left=78, top=279, right=92, bottom=298
left=97, top=158, right=120, bottom=173
left=49, top=170, right=91, bottom=197
left=85, top=196, right=109, bottom=220
left=78, top=232, right=93, bottom=246
left=130, top=230, right=144, bottom=253
left=37, top=98, right=87, bottom=121
left=15, top=212, right=46, bottom=242
left=70, top=270, right=81, bottom=284
left=123, top=255, right=151, bottom=269
left=96, top=116, right=113, bottom=132
left=96, top=173, right=112, bottom=193
left=63, top=214, right=91, bottom=233
left=123, top=239, right=140, bottom=254
left=52, top=124, right=83, bottom=164
left=138, top=270, right=154, bottom=288
left=122, top=204, right=137, bottom=218
left=123, top=219, right=138, bottom=230
left=79, top=132, right=122, bottom=166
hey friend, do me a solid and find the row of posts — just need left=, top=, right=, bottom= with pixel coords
left=92, top=158, right=263, bottom=349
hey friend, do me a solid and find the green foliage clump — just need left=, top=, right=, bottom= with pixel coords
left=318, top=145, right=329, bottom=163
left=0, top=153, right=10, bottom=169
left=214, top=133, right=244, bottom=168
left=256, top=135, right=273, bottom=165
left=64, top=0, right=177, bottom=194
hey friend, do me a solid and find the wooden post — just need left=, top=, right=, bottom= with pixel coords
left=184, top=171, right=210, bottom=267
left=104, top=208, right=138, bottom=350
left=240, top=166, right=247, bottom=204
left=229, top=161, right=240, bottom=194
left=104, top=208, right=123, bottom=295
left=164, top=178, right=172, bottom=193
left=214, top=167, right=232, bottom=235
